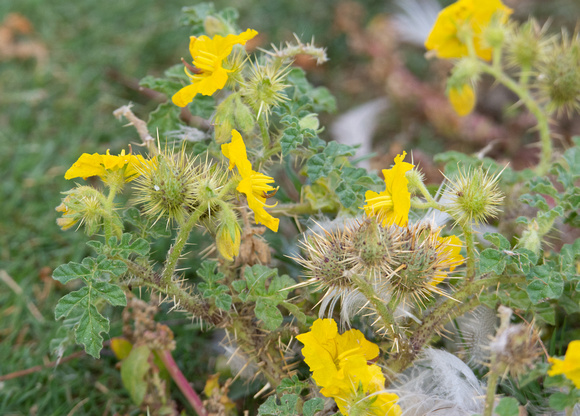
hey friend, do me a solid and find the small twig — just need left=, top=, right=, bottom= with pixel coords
left=113, top=104, right=157, bottom=154
left=0, top=350, right=85, bottom=381
left=67, top=398, right=89, bottom=416
left=158, top=349, right=208, bottom=416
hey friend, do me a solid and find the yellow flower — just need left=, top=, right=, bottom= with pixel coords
left=548, top=340, right=580, bottom=388
left=449, top=84, right=476, bottom=116
left=296, top=318, right=379, bottom=388
left=425, top=0, right=512, bottom=61
left=172, top=29, right=258, bottom=107
left=362, top=152, right=414, bottom=227
left=221, top=130, right=279, bottom=232
left=297, top=319, right=401, bottom=416
left=64, top=149, right=149, bottom=183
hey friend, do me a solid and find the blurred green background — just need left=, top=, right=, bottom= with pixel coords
left=1, top=0, right=579, bottom=414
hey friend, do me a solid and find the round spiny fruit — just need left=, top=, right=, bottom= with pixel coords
left=445, top=166, right=504, bottom=226
left=536, top=30, right=580, bottom=116
left=294, top=227, right=353, bottom=291
left=347, top=219, right=400, bottom=280
left=133, top=148, right=199, bottom=225
left=379, top=224, right=464, bottom=308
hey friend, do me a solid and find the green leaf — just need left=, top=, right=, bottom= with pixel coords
left=52, top=262, right=92, bottom=284
left=97, top=259, right=128, bottom=278
left=214, top=293, right=232, bottom=311
left=303, top=398, right=324, bottom=416
left=549, top=391, right=579, bottom=411
left=534, top=303, right=556, bottom=325
left=508, top=248, right=538, bottom=274
left=148, top=101, right=182, bottom=134
left=75, top=305, right=109, bottom=358
left=121, top=345, right=151, bottom=406
left=92, top=282, right=127, bottom=307
left=276, top=375, right=308, bottom=395
left=526, top=264, right=564, bottom=304
left=281, top=301, right=307, bottom=324
left=232, top=280, right=247, bottom=293
left=255, top=298, right=283, bottom=330
left=197, top=260, right=225, bottom=284
left=258, top=394, right=300, bottom=416
left=479, top=249, right=507, bottom=274
left=494, top=397, right=520, bottom=416
left=484, top=232, right=511, bottom=250
left=244, top=265, right=277, bottom=297
left=520, top=193, right=549, bottom=211
left=55, top=287, right=90, bottom=319
left=305, top=154, right=333, bottom=182
left=139, top=65, right=185, bottom=96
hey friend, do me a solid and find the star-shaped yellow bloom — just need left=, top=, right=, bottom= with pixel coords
left=548, top=340, right=580, bottom=388
left=362, top=152, right=414, bottom=227
left=221, top=130, right=279, bottom=232
left=64, top=150, right=150, bottom=182
left=172, top=29, right=258, bottom=107
left=425, top=0, right=512, bottom=61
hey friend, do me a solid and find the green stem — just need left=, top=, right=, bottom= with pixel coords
left=483, top=357, right=502, bottom=416
left=268, top=202, right=336, bottom=216
left=384, top=276, right=500, bottom=377
left=162, top=206, right=207, bottom=285
left=103, top=184, right=119, bottom=242
left=461, top=222, right=477, bottom=281
left=258, top=117, right=270, bottom=150
left=478, top=62, right=552, bottom=175
left=350, top=274, right=400, bottom=341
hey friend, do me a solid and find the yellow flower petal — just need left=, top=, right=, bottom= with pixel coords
left=172, top=29, right=258, bottom=107
left=64, top=150, right=149, bottom=182
left=362, top=152, right=414, bottom=227
left=425, top=0, right=512, bottom=61
left=548, top=340, right=580, bottom=388
left=222, top=130, right=279, bottom=232
left=449, top=84, right=476, bottom=116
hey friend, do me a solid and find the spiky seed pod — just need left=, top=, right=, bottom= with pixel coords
left=240, top=59, right=290, bottom=120
left=132, top=148, right=199, bottom=225
left=536, top=29, right=580, bottom=116
left=444, top=166, right=504, bottom=226
left=490, top=307, right=542, bottom=378
left=347, top=219, right=396, bottom=280
left=56, top=185, right=107, bottom=235
left=379, top=224, right=464, bottom=308
left=194, top=162, right=231, bottom=224
left=505, top=18, right=553, bottom=71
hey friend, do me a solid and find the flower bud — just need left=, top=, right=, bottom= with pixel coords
left=448, top=84, right=476, bottom=116
left=241, top=61, right=289, bottom=120
left=56, top=186, right=106, bottom=235
left=298, top=114, right=320, bottom=131
left=215, top=207, right=241, bottom=261
left=518, top=220, right=541, bottom=255
left=203, top=16, right=230, bottom=37
left=482, top=16, right=507, bottom=51
left=405, top=168, right=426, bottom=195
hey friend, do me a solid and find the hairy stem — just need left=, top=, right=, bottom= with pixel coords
left=461, top=222, right=477, bottom=281
left=162, top=205, right=207, bottom=285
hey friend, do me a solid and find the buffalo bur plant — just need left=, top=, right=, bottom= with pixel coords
left=52, top=2, right=580, bottom=415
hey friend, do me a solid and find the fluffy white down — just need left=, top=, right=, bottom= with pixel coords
left=390, top=348, right=485, bottom=415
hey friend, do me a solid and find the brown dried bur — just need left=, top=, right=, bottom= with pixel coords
left=235, top=207, right=272, bottom=266
left=203, top=374, right=237, bottom=416
left=0, top=13, right=48, bottom=67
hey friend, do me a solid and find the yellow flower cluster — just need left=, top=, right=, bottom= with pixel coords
left=221, top=129, right=279, bottom=232
left=172, top=29, right=258, bottom=107
left=64, top=149, right=150, bottom=183
left=297, top=319, right=401, bottom=416
left=548, top=340, right=580, bottom=388
left=361, top=152, right=414, bottom=227
left=425, top=0, right=512, bottom=61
